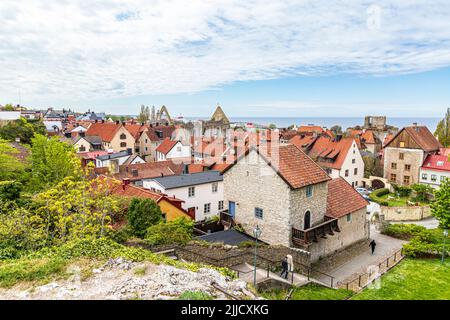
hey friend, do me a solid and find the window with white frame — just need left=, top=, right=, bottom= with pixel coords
left=440, top=176, right=446, bottom=182
left=422, top=173, right=428, bottom=180
left=204, top=203, right=211, bottom=213
left=431, top=174, right=437, bottom=182
left=212, top=182, right=218, bottom=193
left=255, top=207, right=263, bottom=219
left=188, top=186, right=195, bottom=197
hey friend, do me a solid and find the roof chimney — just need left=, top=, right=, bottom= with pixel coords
left=101, top=119, right=105, bottom=123
left=122, top=178, right=130, bottom=189
left=413, top=122, right=418, bottom=126
left=116, top=120, right=120, bottom=125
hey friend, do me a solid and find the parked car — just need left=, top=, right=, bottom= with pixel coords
left=355, top=187, right=370, bottom=195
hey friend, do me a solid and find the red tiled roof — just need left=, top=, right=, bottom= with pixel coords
left=290, top=135, right=357, bottom=170
left=222, top=144, right=331, bottom=189
left=115, top=160, right=184, bottom=181
left=298, top=125, right=325, bottom=134
left=124, top=124, right=147, bottom=140
left=85, top=123, right=121, bottom=142
left=383, top=133, right=394, bottom=146
left=421, top=154, right=450, bottom=172
left=156, top=138, right=179, bottom=155
left=146, top=125, right=176, bottom=141
left=77, top=150, right=109, bottom=160
left=326, top=178, right=368, bottom=219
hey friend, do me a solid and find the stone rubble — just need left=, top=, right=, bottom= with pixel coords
left=0, top=258, right=253, bottom=300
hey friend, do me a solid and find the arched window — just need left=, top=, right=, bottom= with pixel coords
left=120, top=142, right=126, bottom=147
left=304, top=211, right=311, bottom=230
left=79, top=145, right=86, bottom=152
left=120, top=133, right=126, bottom=140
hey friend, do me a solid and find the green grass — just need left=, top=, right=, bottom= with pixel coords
left=375, top=193, right=428, bottom=207
left=260, top=283, right=353, bottom=300
left=177, top=291, right=214, bottom=300
left=352, top=258, right=450, bottom=300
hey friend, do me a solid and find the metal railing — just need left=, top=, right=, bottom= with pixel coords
left=337, top=248, right=405, bottom=291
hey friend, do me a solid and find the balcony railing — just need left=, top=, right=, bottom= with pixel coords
left=292, top=218, right=340, bottom=247
left=220, top=210, right=235, bottom=227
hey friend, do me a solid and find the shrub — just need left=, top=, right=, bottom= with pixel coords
left=374, top=188, right=390, bottom=197
left=392, top=184, right=412, bottom=197
left=411, top=184, right=433, bottom=202
left=382, top=223, right=427, bottom=240
left=369, top=188, right=390, bottom=205
left=128, top=198, right=163, bottom=238
left=145, top=218, right=194, bottom=246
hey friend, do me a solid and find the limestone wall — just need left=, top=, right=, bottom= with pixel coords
left=380, top=205, right=431, bottom=221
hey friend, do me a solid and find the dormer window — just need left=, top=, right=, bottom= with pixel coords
left=437, top=161, right=444, bottom=166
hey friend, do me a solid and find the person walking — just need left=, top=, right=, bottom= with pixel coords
left=280, top=257, right=288, bottom=279
left=369, top=239, right=377, bottom=255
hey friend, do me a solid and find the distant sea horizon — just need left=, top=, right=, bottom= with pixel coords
left=184, top=116, right=441, bottom=133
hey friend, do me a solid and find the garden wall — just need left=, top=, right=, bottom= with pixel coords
left=380, top=205, right=431, bottom=221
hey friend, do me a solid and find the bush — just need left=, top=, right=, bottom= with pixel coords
left=369, top=188, right=390, bottom=205
left=128, top=198, right=163, bottom=238
left=382, top=223, right=427, bottom=240
left=392, top=184, right=412, bottom=197
left=374, top=188, right=390, bottom=197
left=145, top=218, right=194, bottom=246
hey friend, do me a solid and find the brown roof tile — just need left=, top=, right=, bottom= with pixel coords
left=85, top=123, right=121, bottom=142
left=156, top=138, right=179, bottom=155
left=326, top=178, right=368, bottom=218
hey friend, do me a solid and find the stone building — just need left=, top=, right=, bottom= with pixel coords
left=383, top=125, right=442, bottom=186
left=221, top=144, right=369, bottom=262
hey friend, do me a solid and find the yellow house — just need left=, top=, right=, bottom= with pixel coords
left=86, top=122, right=136, bottom=152
left=111, top=179, right=193, bottom=221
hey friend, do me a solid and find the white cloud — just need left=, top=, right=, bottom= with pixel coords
left=1, top=0, right=450, bottom=102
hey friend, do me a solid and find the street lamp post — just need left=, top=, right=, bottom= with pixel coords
left=253, top=225, right=262, bottom=287
left=441, top=229, right=448, bottom=264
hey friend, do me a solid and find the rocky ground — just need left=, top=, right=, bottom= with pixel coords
left=0, top=258, right=257, bottom=300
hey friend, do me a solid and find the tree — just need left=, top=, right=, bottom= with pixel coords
left=128, top=198, right=163, bottom=237
left=33, top=176, right=123, bottom=243
left=145, top=218, right=194, bottom=246
left=330, top=125, right=342, bottom=135
left=362, top=155, right=383, bottom=178
left=30, top=134, right=82, bottom=191
left=268, top=123, right=277, bottom=129
left=137, top=105, right=150, bottom=123
left=431, top=178, right=450, bottom=229
left=411, top=183, right=433, bottom=202
left=2, top=104, right=15, bottom=111
left=0, top=181, right=23, bottom=201
left=0, top=139, right=26, bottom=181
left=434, top=108, right=450, bottom=147
left=0, top=117, right=46, bottom=145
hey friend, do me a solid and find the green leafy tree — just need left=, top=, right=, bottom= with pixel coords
left=128, top=198, right=163, bottom=238
left=30, top=134, right=82, bottom=190
left=2, top=104, right=15, bottom=111
left=362, top=155, right=383, bottom=178
left=34, top=176, right=122, bottom=243
left=268, top=123, right=277, bottom=129
left=431, top=178, right=450, bottom=229
left=434, top=108, right=450, bottom=147
left=0, top=139, right=26, bottom=181
left=0, top=181, right=23, bottom=201
left=411, top=183, right=433, bottom=202
left=145, top=218, right=194, bottom=246
left=0, top=117, right=46, bottom=145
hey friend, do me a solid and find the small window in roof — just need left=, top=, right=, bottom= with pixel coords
left=437, top=161, right=444, bottom=166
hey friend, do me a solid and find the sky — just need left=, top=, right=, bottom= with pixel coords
left=1, top=0, right=450, bottom=117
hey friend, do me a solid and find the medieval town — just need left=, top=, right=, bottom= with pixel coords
left=0, top=102, right=448, bottom=301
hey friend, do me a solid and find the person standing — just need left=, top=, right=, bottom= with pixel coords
left=280, top=257, right=288, bottom=279
left=369, top=239, right=377, bottom=255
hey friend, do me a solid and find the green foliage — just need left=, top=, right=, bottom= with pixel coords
left=2, top=104, right=15, bottom=111
left=411, top=183, right=433, bottom=202
left=431, top=178, right=450, bottom=229
left=434, top=108, right=450, bottom=147
left=0, top=139, right=26, bottom=181
left=145, top=218, right=194, bottom=246
left=362, top=155, right=383, bottom=177
left=0, top=180, right=22, bottom=201
left=128, top=198, right=163, bottom=238
left=382, top=223, right=427, bottom=240
left=392, top=184, right=412, bottom=197
left=177, top=291, right=214, bottom=300
left=330, top=125, right=342, bottom=135
left=369, top=188, right=390, bottom=205
left=0, top=117, right=46, bottom=145
left=30, top=134, right=82, bottom=191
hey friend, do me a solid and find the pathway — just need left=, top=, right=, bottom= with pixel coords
left=231, top=262, right=309, bottom=287
left=316, top=224, right=406, bottom=284
left=390, top=216, right=439, bottom=229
